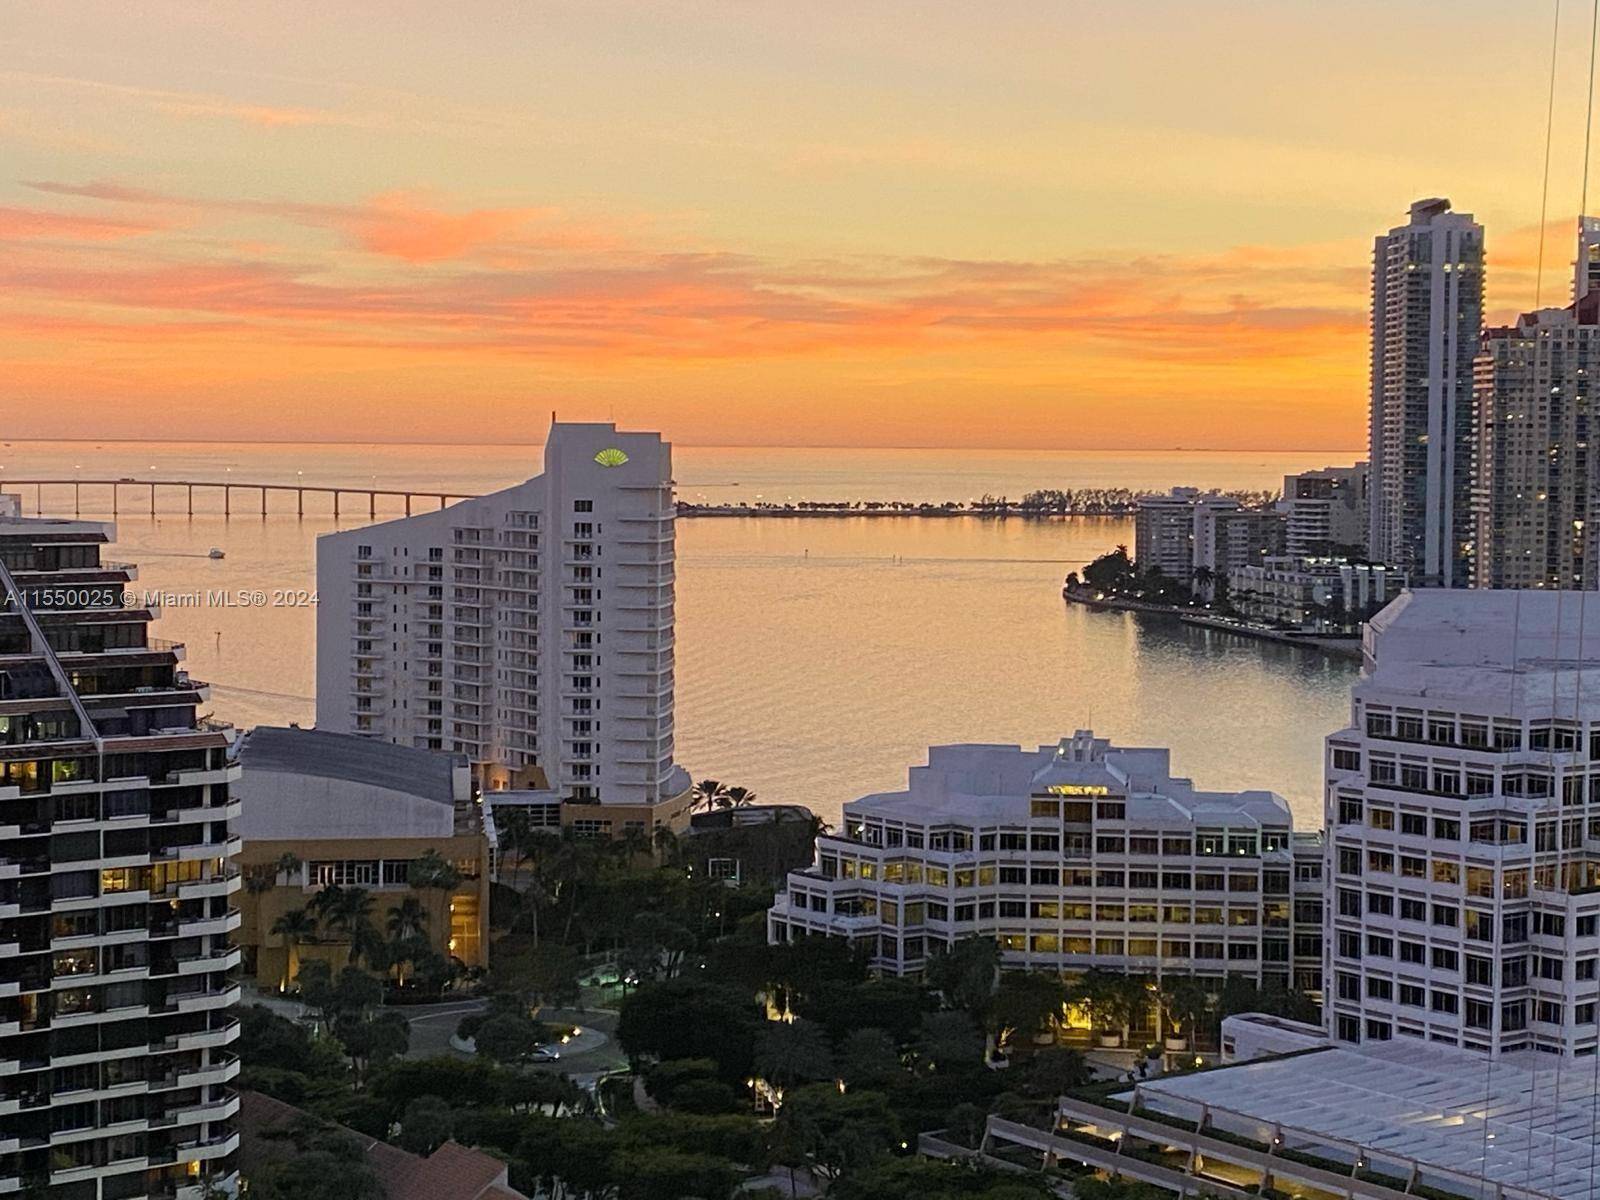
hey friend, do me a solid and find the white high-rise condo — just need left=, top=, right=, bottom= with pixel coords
left=1474, top=225, right=1600, bottom=590
left=0, top=505, right=243, bottom=1196
left=317, top=423, right=689, bottom=824
left=1325, top=589, right=1600, bottom=1057
left=1368, top=199, right=1484, bottom=587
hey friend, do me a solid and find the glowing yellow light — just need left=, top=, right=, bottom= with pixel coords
left=595, top=448, right=630, bottom=467
left=1045, top=784, right=1109, bottom=797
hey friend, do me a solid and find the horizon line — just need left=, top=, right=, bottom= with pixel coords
left=0, top=435, right=1368, bottom=456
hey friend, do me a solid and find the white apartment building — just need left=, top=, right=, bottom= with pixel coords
left=1192, top=500, right=1285, bottom=599
left=1324, top=589, right=1600, bottom=1058
left=1368, top=199, right=1484, bottom=587
left=768, top=732, right=1322, bottom=994
left=0, top=511, right=243, bottom=1196
left=1280, top=463, right=1369, bottom=558
left=1134, top=489, right=1200, bottom=580
left=1228, top=556, right=1407, bottom=630
left=316, top=422, right=689, bottom=818
left=1135, top=489, right=1283, bottom=595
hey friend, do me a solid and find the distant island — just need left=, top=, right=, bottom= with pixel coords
left=678, top=487, right=1276, bottom=518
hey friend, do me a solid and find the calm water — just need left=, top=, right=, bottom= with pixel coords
left=0, top=441, right=1362, bottom=828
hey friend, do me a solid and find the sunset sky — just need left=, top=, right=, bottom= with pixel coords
left=0, top=1, right=1591, bottom=449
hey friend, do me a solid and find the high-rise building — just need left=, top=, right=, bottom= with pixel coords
left=1280, top=463, right=1369, bottom=558
left=1134, top=489, right=1283, bottom=597
left=1576, top=215, right=1600, bottom=303
left=1324, top=589, right=1600, bottom=1058
left=316, top=422, right=690, bottom=826
left=1134, top=488, right=1200, bottom=580
left=767, top=732, right=1323, bottom=996
left=0, top=505, right=243, bottom=1196
left=1191, top=499, right=1285, bottom=597
left=1368, top=199, right=1484, bottom=587
left=1474, top=304, right=1600, bottom=589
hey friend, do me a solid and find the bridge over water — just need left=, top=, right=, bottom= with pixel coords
left=2, top=478, right=478, bottom=519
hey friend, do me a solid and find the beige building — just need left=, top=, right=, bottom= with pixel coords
left=233, top=726, right=489, bottom=990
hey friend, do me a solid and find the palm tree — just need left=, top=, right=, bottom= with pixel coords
left=386, top=896, right=429, bottom=941
left=385, top=897, right=430, bottom=985
left=409, top=850, right=463, bottom=953
left=307, top=883, right=346, bottom=929
left=691, top=778, right=725, bottom=813
left=721, top=785, right=756, bottom=808
left=494, top=806, right=534, bottom=889
left=652, top=826, right=682, bottom=866
left=617, top=826, right=653, bottom=864
left=275, top=852, right=303, bottom=885
left=269, top=907, right=317, bottom=990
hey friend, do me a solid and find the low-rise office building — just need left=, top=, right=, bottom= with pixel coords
left=769, top=732, right=1321, bottom=994
left=233, top=726, right=489, bottom=989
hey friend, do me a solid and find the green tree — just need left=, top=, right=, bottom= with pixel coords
left=269, top=907, right=318, bottom=989
left=408, top=849, right=464, bottom=948
left=775, top=1083, right=899, bottom=1187
left=617, top=978, right=762, bottom=1081
left=250, top=1118, right=383, bottom=1200
left=836, top=1027, right=902, bottom=1089
left=832, top=1157, right=1054, bottom=1200
left=334, top=1009, right=410, bottom=1086
left=926, top=937, right=1000, bottom=1027
left=493, top=938, right=583, bottom=1009
left=916, top=1010, right=984, bottom=1073
left=1018, top=1048, right=1092, bottom=1099
left=397, top=1094, right=454, bottom=1155
left=753, top=1018, right=836, bottom=1091
left=473, top=1012, right=545, bottom=1064
left=990, top=971, right=1067, bottom=1053
left=611, top=1147, right=740, bottom=1200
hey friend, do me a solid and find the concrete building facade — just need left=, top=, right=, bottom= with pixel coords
left=1134, top=489, right=1201, bottom=580
left=1280, top=463, right=1369, bottom=558
left=316, top=422, right=689, bottom=818
left=768, top=732, right=1322, bottom=995
left=1324, top=589, right=1600, bottom=1058
left=1227, top=557, right=1408, bottom=630
left=0, top=509, right=243, bottom=1198
left=1368, top=199, right=1485, bottom=587
left=1474, top=229, right=1600, bottom=590
left=233, top=726, right=489, bottom=990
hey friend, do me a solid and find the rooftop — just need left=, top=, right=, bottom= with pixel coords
left=240, top=725, right=466, bottom=805
left=846, top=733, right=1291, bottom=829
left=1135, top=1040, right=1600, bottom=1200
left=239, top=1089, right=524, bottom=1200
left=1366, top=590, right=1600, bottom=709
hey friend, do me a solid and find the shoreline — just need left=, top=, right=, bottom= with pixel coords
left=677, top=504, right=1139, bottom=519
left=1061, top=584, right=1364, bottom=661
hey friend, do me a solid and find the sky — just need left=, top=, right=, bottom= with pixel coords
left=0, top=0, right=1591, bottom=449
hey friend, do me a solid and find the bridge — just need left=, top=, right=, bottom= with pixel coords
left=1, top=479, right=478, bottom=519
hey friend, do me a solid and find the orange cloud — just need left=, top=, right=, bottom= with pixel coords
left=0, top=204, right=167, bottom=241
left=0, top=178, right=1370, bottom=447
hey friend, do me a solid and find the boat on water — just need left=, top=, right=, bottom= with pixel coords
left=207, top=548, right=225, bottom=560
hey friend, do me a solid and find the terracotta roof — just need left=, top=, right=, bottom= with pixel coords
left=237, top=1090, right=524, bottom=1200
left=388, top=1140, right=512, bottom=1200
